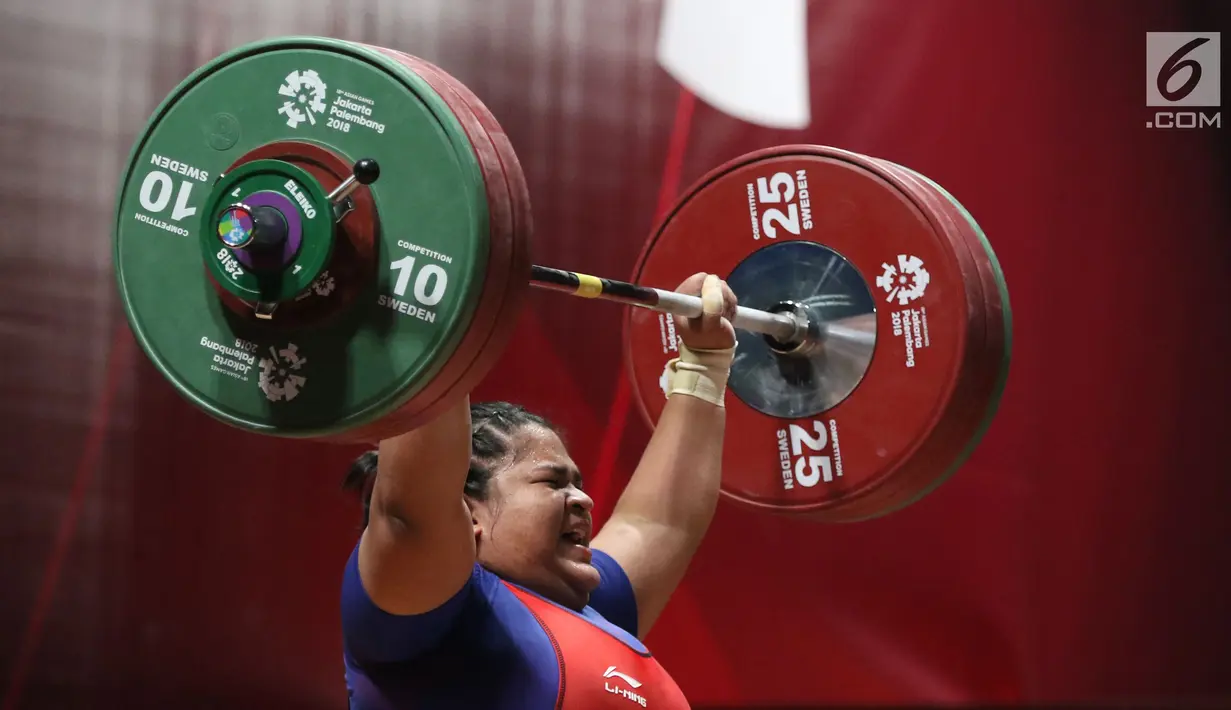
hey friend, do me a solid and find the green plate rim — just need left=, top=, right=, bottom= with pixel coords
left=113, top=36, right=490, bottom=437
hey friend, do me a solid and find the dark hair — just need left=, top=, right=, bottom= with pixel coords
left=342, top=401, right=557, bottom=526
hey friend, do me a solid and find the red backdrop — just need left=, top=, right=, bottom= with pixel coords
left=2, top=0, right=1229, bottom=708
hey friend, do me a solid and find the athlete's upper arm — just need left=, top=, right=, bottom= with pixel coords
left=592, top=515, right=698, bottom=639
left=590, top=394, right=726, bottom=638
left=341, top=542, right=476, bottom=664
left=586, top=548, right=639, bottom=637
left=358, top=397, right=476, bottom=617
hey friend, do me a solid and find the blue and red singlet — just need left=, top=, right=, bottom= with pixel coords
left=341, top=544, right=691, bottom=709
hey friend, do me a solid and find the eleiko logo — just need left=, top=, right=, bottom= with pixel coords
left=1145, top=33, right=1221, bottom=129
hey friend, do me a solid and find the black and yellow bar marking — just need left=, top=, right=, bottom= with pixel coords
left=529, top=265, right=662, bottom=307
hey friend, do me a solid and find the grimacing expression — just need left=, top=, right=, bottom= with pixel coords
left=469, top=424, right=598, bottom=609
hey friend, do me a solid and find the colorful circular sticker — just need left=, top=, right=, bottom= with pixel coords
left=216, top=205, right=254, bottom=248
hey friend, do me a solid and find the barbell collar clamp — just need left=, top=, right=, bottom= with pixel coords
left=327, top=158, right=381, bottom=208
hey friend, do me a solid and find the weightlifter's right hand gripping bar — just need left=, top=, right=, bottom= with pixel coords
left=528, top=264, right=808, bottom=347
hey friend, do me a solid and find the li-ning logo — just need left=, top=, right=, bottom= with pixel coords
left=603, top=666, right=647, bottom=707
left=1145, top=33, right=1221, bottom=129
left=277, top=69, right=328, bottom=129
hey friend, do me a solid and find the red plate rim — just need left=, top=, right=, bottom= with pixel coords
left=394, top=51, right=534, bottom=429
left=623, top=145, right=990, bottom=518
left=811, top=157, right=993, bottom=520
left=338, top=48, right=517, bottom=442
left=847, top=159, right=1009, bottom=519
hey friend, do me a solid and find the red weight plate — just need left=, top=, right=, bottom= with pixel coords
left=624, top=145, right=991, bottom=520
left=331, top=48, right=518, bottom=443
left=391, top=53, right=534, bottom=416
left=350, top=48, right=532, bottom=441
left=850, top=158, right=1010, bottom=518
left=772, top=149, right=995, bottom=521
left=786, top=152, right=992, bottom=520
left=376, top=49, right=533, bottom=433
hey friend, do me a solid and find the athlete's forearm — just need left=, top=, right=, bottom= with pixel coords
left=372, top=394, right=473, bottom=527
left=609, top=393, right=724, bottom=541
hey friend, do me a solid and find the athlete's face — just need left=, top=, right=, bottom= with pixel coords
left=469, top=424, right=600, bottom=610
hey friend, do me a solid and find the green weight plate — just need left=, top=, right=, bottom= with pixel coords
left=113, top=37, right=491, bottom=437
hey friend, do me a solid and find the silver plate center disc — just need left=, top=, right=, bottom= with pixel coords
left=726, top=240, right=878, bottom=419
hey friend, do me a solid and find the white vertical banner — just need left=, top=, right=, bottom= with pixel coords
left=656, top=0, right=811, bottom=129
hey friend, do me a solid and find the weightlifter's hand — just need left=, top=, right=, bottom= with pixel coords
left=672, top=272, right=738, bottom=352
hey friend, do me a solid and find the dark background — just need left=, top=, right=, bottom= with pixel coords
left=2, top=0, right=1229, bottom=707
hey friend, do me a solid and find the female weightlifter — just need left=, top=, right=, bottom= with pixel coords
left=339, top=272, right=739, bottom=709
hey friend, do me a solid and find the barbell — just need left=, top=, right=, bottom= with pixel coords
left=112, top=37, right=1012, bottom=522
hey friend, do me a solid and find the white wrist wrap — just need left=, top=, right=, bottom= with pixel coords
left=663, top=341, right=736, bottom=407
